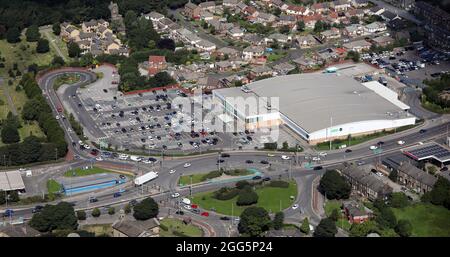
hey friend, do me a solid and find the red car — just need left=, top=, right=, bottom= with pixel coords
left=201, top=212, right=209, bottom=217
left=90, top=149, right=99, bottom=156
left=191, top=204, right=198, bottom=209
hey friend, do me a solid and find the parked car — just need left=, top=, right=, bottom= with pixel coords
left=175, top=210, right=185, bottom=215
left=201, top=212, right=209, bottom=217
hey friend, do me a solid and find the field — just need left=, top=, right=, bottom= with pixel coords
left=63, top=166, right=116, bottom=177
left=159, top=218, right=203, bottom=237
left=0, top=33, right=61, bottom=143
left=392, top=203, right=450, bottom=237
left=191, top=180, right=298, bottom=216
left=47, top=179, right=62, bottom=194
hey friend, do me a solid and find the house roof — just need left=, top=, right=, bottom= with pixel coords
left=339, top=164, right=393, bottom=195
left=149, top=55, right=166, bottom=64
left=0, top=224, right=40, bottom=237
left=112, top=218, right=160, bottom=237
left=398, top=162, right=438, bottom=187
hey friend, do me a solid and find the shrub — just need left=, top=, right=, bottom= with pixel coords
left=213, top=187, right=240, bottom=200
left=236, top=188, right=258, bottom=206
left=77, top=210, right=86, bottom=220
left=91, top=208, right=101, bottom=218
left=202, top=170, right=222, bottom=180
left=268, top=180, right=289, bottom=188
left=236, top=180, right=251, bottom=190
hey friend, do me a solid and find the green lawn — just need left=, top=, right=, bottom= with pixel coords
left=53, top=73, right=81, bottom=90
left=47, top=179, right=62, bottom=194
left=18, top=122, right=45, bottom=140
left=160, top=218, right=203, bottom=237
left=64, top=166, right=115, bottom=177
left=267, top=52, right=287, bottom=62
left=392, top=203, right=450, bottom=237
left=191, top=180, right=298, bottom=216
left=41, top=28, right=71, bottom=62
left=178, top=169, right=252, bottom=186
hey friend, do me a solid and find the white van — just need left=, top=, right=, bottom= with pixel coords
left=182, top=198, right=191, bottom=205
left=118, top=154, right=129, bottom=160
left=130, top=155, right=142, bottom=162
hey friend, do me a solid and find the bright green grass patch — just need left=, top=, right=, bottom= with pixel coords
left=160, top=218, right=203, bottom=237
left=47, top=179, right=62, bottom=194
left=324, top=199, right=351, bottom=231
left=53, top=73, right=81, bottom=90
left=178, top=169, right=252, bottom=186
left=64, top=166, right=115, bottom=177
left=191, top=180, right=297, bottom=216
left=19, top=121, right=45, bottom=139
left=392, top=203, right=450, bottom=237
left=267, top=52, right=287, bottom=62
left=179, top=173, right=208, bottom=185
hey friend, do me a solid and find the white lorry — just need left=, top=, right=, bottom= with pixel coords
left=134, top=171, right=158, bottom=186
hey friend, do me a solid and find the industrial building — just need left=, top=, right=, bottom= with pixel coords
left=212, top=73, right=416, bottom=144
left=0, top=171, right=25, bottom=193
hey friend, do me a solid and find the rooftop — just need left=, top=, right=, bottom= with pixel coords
left=213, top=73, right=412, bottom=133
left=0, top=170, right=25, bottom=191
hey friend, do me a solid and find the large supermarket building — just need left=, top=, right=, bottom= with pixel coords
left=212, top=73, right=416, bottom=144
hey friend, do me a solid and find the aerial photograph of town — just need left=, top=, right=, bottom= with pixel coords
left=0, top=0, right=449, bottom=247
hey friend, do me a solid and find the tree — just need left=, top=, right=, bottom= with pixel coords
left=236, top=188, right=258, bottom=206
left=52, top=56, right=65, bottom=67
left=108, top=207, right=115, bottom=215
left=1, top=124, right=20, bottom=144
left=238, top=207, right=271, bottom=237
left=6, top=27, right=21, bottom=43
left=68, top=42, right=81, bottom=58
left=300, top=218, right=310, bottom=234
left=124, top=204, right=132, bottom=214
left=52, top=22, right=61, bottom=35
left=388, top=192, right=409, bottom=208
left=156, top=38, right=175, bottom=51
left=313, top=218, right=337, bottom=237
left=77, top=210, right=87, bottom=220
left=421, top=177, right=450, bottom=209
left=29, top=202, right=78, bottom=232
left=296, top=21, right=305, bottom=32
left=25, top=25, right=41, bottom=42
left=91, top=208, right=101, bottom=217
left=314, top=20, right=328, bottom=33
left=388, top=169, right=398, bottom=182
left=318, top=170, right=351, bottom=200
left=36, top=38, right=50, bottom=53
left=133, top=197, right=159, bottom=220
left=272, top=212, right=284, bottom=230
left=349, top=220, right=378, bottom=237
left=279, top=25, right=290, bottom=34
left=395, top=219, right=412, bottom=237
left=376, top=207, right=397, bottom=229
left=346, top=50, right=360, bottom=62
left=350, top=16, right=359, bottom=24
left=282, top=141, right=289, bottom=150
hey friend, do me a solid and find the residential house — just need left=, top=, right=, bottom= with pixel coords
left=0, top=224, right=41, bottom=237
left=223, top=0, right=239, bottom=8
left=197, top=76, right=226, bottom=93
left=371, top=36, right=395, bottom=47
left=387, top=18, right=409, bottom=30
left=112, top=218, right=160, bottom=237
left=337, top=163, right=393, bottom=200
left=368, top=6, right=385, bottom=16
left=242, top=34, right=264, bottom=45
left=227, top=27, right=245, bottom=38
left=344, top=24, right=364, bottom=37
left=196, top=40, right=217, bottom=52
left=199, top=1, right=216, bottom=13
left=384, top=0, right=415, bottom=11
left=296, top=34, right=319, bottom=48
left=292, top=56, right=323, bottom=70
left=61, top=24, right=80, bottom=41
left=249, top=65, right=273, bottom=79
left=311, top=3, right=328, bottom=14
left=266, top=33, right=291, bottom=44
left=342, top=200, right=373, bottom=224
left=351, top=0, right=369, bottom=8
left=148, top=55, right=167, bottom=76
left=272, top=62, right=296, bottom=75
left=320, top=28, right=342, bottom=41
left=286, top=5, right=310, bottom=16
left=82, top=19, right=99, bottom=33
left=185, top=2, right=201, bottom=19
left=236, top=2, right=249, bottom=13
left=386, top=160, right=438, bottom=194
left=144, top=11, right=165, bottom=30
left=343, top=39, right=372, bottom=52
left=301, top=14, right=323, bottom=29
left=215, top=60, right=235, bottom=71
left=327, top=11, right=340, bottom=24
left=346, top=8, right=365, bottom=19
left=381, top=11, right=400, bottom=22
left=316, top=47, right=342, bottom=62
left=277, top=15, right=297, bottom=27
left=242, top=45, right=265, bottom=59
left=200, top=10, right=214, bottom=21
left=272, top=0, right=289, bottom=10
left=330, top=0, right=351, bottom=12
left=216, top=47, right=240, bottom=59
left=255, top=12, right=277, bottom=25
left=364, top=21, right=387, bottom=33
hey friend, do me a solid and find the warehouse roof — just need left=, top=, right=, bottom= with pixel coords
left=0, top=171, right=25, bottom=191
left=214, top=73, right=412, bottom=133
